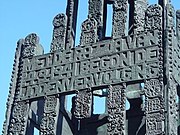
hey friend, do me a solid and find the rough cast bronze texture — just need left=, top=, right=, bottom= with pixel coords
left=2, top=0, right=180, bottom=135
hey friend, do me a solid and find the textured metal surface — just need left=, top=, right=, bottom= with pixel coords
left=2, top=0, right=180, bottom=135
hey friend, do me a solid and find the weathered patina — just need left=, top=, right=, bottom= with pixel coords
left=2, top=0, right=180, bottom=134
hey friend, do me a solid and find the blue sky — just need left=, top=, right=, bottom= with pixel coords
left=0, top=0, right=88, bottom=132
left=0, top=0, right=180, bottom=133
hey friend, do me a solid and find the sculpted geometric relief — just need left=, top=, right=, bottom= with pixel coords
left=144, top=79, right=161, bottom=98
left=9, top=101, right=29, bottom=135
left=144, top=79, right=165, bottom=135
left=44, top=96, right=57, bottom=113
left=134, top=0, right=148, bottom=34
left=145, top=4, right=163, bottom=31
left=165, top=4, right=179, bottom=134
left=74, top=89, right=92, bottom=119
left=112, top=0, right=128, bottom=38
left=80, top=18, right=98, bottom=45
left=88, top=0, right=104, bottom=39
left=167, top=78, right=178, bottom=135
left=50, top=13, right=67, bottom=52
left=40, top=96, right=59, bottom=135
left=146, top=113, right=164, bottom=134
left=22, top=33, right=43, bottom=58
left=107, top=84, right=126, bottom=135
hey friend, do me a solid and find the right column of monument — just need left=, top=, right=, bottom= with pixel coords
left=164, top=3, right=179, bottom=135
left=144, top=4, right=165, bottom=135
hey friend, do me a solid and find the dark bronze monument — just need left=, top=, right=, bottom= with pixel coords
left=2, top=0, right=180, bottom=134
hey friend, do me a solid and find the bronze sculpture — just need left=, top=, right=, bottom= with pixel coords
left=2, top=0, right=180, bottom=134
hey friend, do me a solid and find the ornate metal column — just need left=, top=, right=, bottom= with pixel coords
left=112, top=0, right=128, bottom=38
left=79, top=18, right=98, bottom=45
left=74, top=89, right=93, bottom=119
left=50, top=13, right=67, bottom=52
left=88, top=0, right=105, bottom=40
left=40, top=96, right=59, bottom=135
left=107, top=84, right=126, bottom=135
left=144, top=4, right=165, bottom=135
left=144, top=79, right=165, bottom=135
left=165, top=4, right=178, bottom=135
left=133, top=0, right=148, bottom=34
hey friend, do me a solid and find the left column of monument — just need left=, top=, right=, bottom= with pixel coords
left=2, top=33, right=44, bottom=135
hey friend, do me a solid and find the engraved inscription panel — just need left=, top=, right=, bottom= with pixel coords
left=20, top=30, right=161, bottom=100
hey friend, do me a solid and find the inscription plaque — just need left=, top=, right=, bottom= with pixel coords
left=20, top=30, right=161, bottom=100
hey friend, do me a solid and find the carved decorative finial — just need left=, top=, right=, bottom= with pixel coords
left=112, top=0, right=128, bottom=38
left=145, top=4, right=163, bottom=31
left=88, top=0, right=105, bottom=40
left=50, top=13, right=67, bottom=52
left=133, top=0, right=148, bottom=34
left=80, top=18, right=98, bottom=45
left=22, top=33, right=43, bottom=58
left=53, top=13, right=67, bottom=27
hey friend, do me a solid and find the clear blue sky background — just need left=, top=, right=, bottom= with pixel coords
left=0, top=0, right=180, bottom=133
